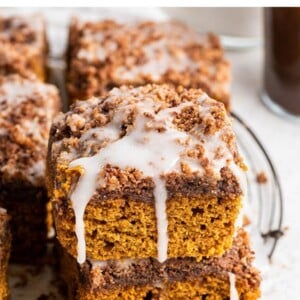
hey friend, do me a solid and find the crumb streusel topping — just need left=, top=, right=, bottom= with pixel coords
left=0, top=75, right=59, bottom=186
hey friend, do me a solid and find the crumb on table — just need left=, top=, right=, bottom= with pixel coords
left=256, top=171, right=268, bottom=184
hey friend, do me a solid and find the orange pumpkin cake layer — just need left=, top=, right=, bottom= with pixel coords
left=0, top=14, right=48, bottom=80
left=48, top=84, right=246, bottom=263
left=58, top=229, right=260, bottom=300
left=67, top=19, right=231, bottom=109
left=0, top=208, right=10, bottom=300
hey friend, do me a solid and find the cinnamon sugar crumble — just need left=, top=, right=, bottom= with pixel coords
left=67, top=19, right=231, bottom=109
left=0, top=75, right=60, bottom=186
left=0, top=14, right=43, bottom=44
left=0, top=14, right=46, bottom=78
left=50, top=84, right=244, bottom=198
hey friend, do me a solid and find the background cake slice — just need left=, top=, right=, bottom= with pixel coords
left=0, top=74, right=60, bottom=262
left=48, top=84, right=245, bottom=264
left=0, top=208, right=10, bottom=300
left=58, top=229, right=260, bottom=300
left=67, top=19, right=231, bottom=109
left=0, top=14, right=48, bottom=80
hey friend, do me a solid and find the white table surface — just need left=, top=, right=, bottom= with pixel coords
left=2, top=7, right=300, bottom=299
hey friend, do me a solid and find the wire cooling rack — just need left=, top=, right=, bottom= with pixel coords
left=232, top=112, right=284, bottom=259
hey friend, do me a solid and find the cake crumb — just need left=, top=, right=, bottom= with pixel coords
left=243, top=214, right=251, bottom=227
left=256, top=171, right=268, bottom=184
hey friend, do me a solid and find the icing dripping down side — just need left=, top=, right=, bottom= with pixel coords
left=153, top=177, right=168, bottom=262
left=229, top=272, right=239, bottom=300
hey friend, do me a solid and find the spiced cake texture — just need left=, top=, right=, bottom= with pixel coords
left=0, top=208, right=10, bottom=300
left=67, top=19, right=231, bottom=109
left=0, top=14, right=48, bottom=80
left=0, top=74, right=60, bottom=262
left=48, top=84, right=246, bottom=264
left=59, top=229, right=260, bottom=300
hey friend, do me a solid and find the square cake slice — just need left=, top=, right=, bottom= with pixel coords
left=0, top=74, right=60, bottom=263
left=67, top=19, right=230, bottom=109
left=48, top=84, right=246, bottom=264
left=0, top=14, right=48, bottom=80
left=58, top=229, right=260, bottom=300
left=0, top=208, right=10, bottom=300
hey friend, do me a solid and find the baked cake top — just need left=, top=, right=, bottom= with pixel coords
left=68, top=19, right=230, bottom=105
left=0, top=14, right=45, bottom=46
left=49, top=84, right=245, bottom=263
left=0, top=75, right=59, bottom=186
left=0, top=14, right=46, bottom=77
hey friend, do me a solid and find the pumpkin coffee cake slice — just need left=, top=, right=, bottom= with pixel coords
left=67, top=19, right=231, bottom=109
left=48, top=84, right=246, bottom=264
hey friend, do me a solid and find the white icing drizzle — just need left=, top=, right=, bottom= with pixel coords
left=0, top=79, right=55, bottom=104
left=229, top=272, right=239, bottom=300
left=77, top=40, right=117, bottom=63
left=153, top=177, right=168, bottom=262
left=67, top=88, right=244, bottom=264
left=115, top=39, right=194, bottom=81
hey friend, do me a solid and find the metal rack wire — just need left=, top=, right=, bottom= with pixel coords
left=232, top=112, right=284, bottom=259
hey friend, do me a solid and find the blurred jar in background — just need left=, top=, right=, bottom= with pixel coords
left=262, top=8, right=300, bottom=118
left=163, top=8, right=262, bottom=49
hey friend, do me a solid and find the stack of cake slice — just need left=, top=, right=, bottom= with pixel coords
left=67, top=19, right=231, bottom=110
left=48, top=84, right=260, bottom=299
